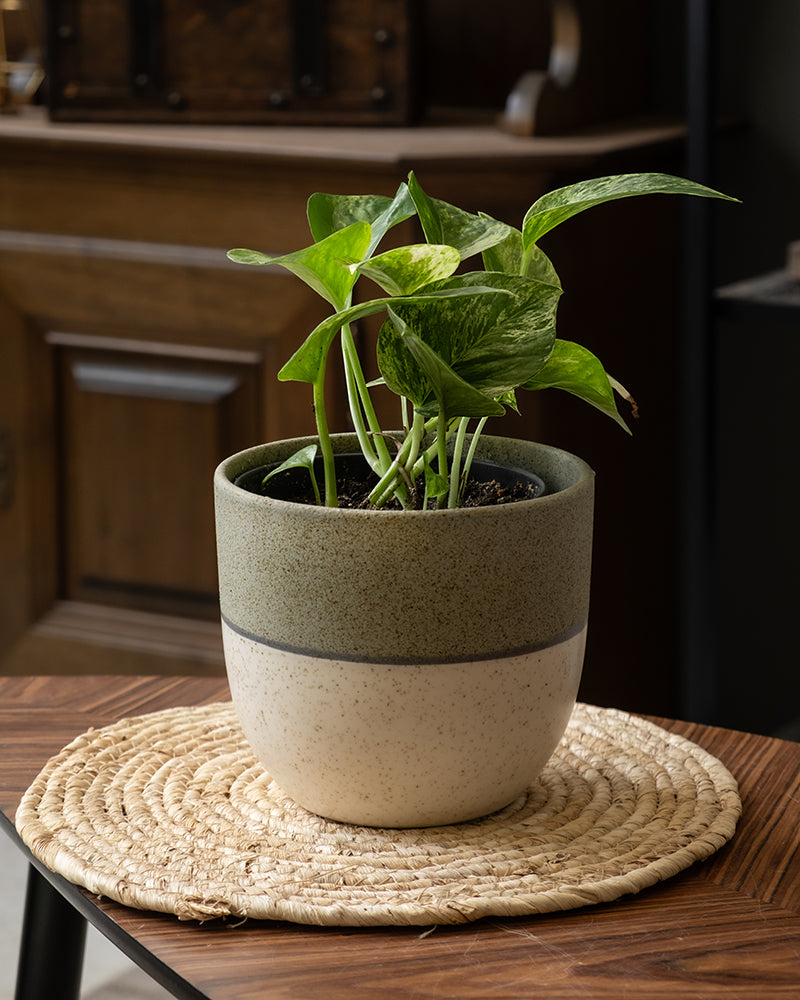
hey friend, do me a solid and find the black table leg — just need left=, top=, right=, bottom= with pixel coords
left=15, top=864, right=87, bottom=1000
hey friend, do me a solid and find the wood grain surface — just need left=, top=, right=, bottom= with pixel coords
left=2, top=675, right=799, bottom=999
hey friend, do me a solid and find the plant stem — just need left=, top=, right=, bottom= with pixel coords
left=447, top=417, right=469, bottom=508
left=406, top=416, right=452, bottom=481
left=310, top=468, right=321, bottom=506
left=401, top=395, right=410, bottom=434
left=341, top=332, right=378, bottom=469
left=403, top=410, right=424, bottom=477
left=368, top=437, right=414, bottom=508
left=313, top=374, right=337, bottom=507
left=369, top=412, right=455, bottom=509
left=463, top=416, right=488, bottom=480
left=341, top=325, right=393, bottom=473
left=367, top=411, right=426, bottom=508
left=436, top=410, right=449, bottom=509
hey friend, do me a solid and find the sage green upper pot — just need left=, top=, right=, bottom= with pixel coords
left=214, top=434, right=594, bottom=664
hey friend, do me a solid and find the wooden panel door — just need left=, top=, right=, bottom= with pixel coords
left=0, top=232, right=332, bottom=677
left=57, top=336, right=260, bottom=621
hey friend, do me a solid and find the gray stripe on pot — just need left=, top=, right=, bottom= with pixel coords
left=220, top=612, right=589, bottom=666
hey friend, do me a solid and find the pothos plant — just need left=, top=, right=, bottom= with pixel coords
left=229, top=172, right=735, bottom=510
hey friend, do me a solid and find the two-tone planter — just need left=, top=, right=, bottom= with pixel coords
left=214, top=433, right=594, bottom=828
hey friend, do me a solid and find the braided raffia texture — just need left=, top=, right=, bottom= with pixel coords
left=15, top=702, right=741, bottom=926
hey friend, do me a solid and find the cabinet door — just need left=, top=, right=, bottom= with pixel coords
left=58, top=338, right=259, bottom=621
left=0, top=233, right=330, bottom=676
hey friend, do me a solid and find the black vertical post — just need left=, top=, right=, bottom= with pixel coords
left=15, top=866, right=87, bottom=1000
left=679, top=0, right=717, bottom=722
left=129, top=0, right=164, bottom=94
left=290, top=0, right=326, bottom=96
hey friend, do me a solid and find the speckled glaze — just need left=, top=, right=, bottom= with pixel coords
left=223, top=621, right=585, bottom=827
left=214, top=433, right=595, bottom=827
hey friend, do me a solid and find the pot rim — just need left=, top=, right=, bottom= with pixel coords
left=215, top=433, right=594, bottom=519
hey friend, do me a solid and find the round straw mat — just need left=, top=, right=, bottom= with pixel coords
left=15, top=701, right=741, bottom=927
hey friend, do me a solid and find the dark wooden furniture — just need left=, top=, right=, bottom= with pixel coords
left=711, top=268, right=800, bottom=739
left=0, top=108, right=690, bottom=714
left=44, top=0, right=419, bottom=125
left=41, top=1, right=650, bottom=130
left=2, top=674, right=799, bottom=1000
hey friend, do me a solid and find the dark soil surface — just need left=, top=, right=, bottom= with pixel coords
left=338, top=473, right=540, bottom=509
left=261, top=468, right=541, bottom=509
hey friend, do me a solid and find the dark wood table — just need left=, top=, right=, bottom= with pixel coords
left=2, top=675, right=799, bottom=999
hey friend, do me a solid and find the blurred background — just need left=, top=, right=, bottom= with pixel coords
left=0, top=0, right=797, bottom=739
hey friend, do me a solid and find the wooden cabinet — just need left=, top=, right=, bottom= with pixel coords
left=0, top=110, right=686, bottom=715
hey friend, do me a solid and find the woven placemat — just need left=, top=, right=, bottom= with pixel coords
left=15, top=701, right=741, bottom=927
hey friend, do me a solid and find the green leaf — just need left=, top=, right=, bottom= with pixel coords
left=262, top=443, right=321, bottom=504
left=408, top=172, right=510, bottom=261
left=496, top=388, right=520, bottom=414
left=307, top=193, right=392, bottom=242
left=278, top=283, right=502, bottom=385
left=522, top=172, right=740, bottom=248
left=308, top=184, right=416, bottom=255
left=376, top=272, right=561, bottom=412
left=521, top=339, right=631, bottom=432
left=389, top=318, right=505, bottom=419
left=422, top=453, right=449, bottom=508
left=227, top=248, right=273, bottom=265
left=245, top=222, right=372, bottom=311
left=355, top=244, right=461, bottom=296
left=479, top=221, right=522, bottom=275
left=480, top=219, right=561, bottom=284
left=523, top=244, right=561, bottom=285
left=279, top=300, right=381, bottom=385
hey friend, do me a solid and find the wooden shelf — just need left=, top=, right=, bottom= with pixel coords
left=0, top=106, right=685, bottom=170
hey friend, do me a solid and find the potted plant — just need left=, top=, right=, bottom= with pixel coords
left=215, top=172, right=736, bottom=828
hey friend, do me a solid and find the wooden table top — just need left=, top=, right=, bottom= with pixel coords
left=2, top=674, right=799, bottom=999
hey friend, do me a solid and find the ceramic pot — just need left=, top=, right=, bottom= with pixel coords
left=214, top=433, right=594, bottom=828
